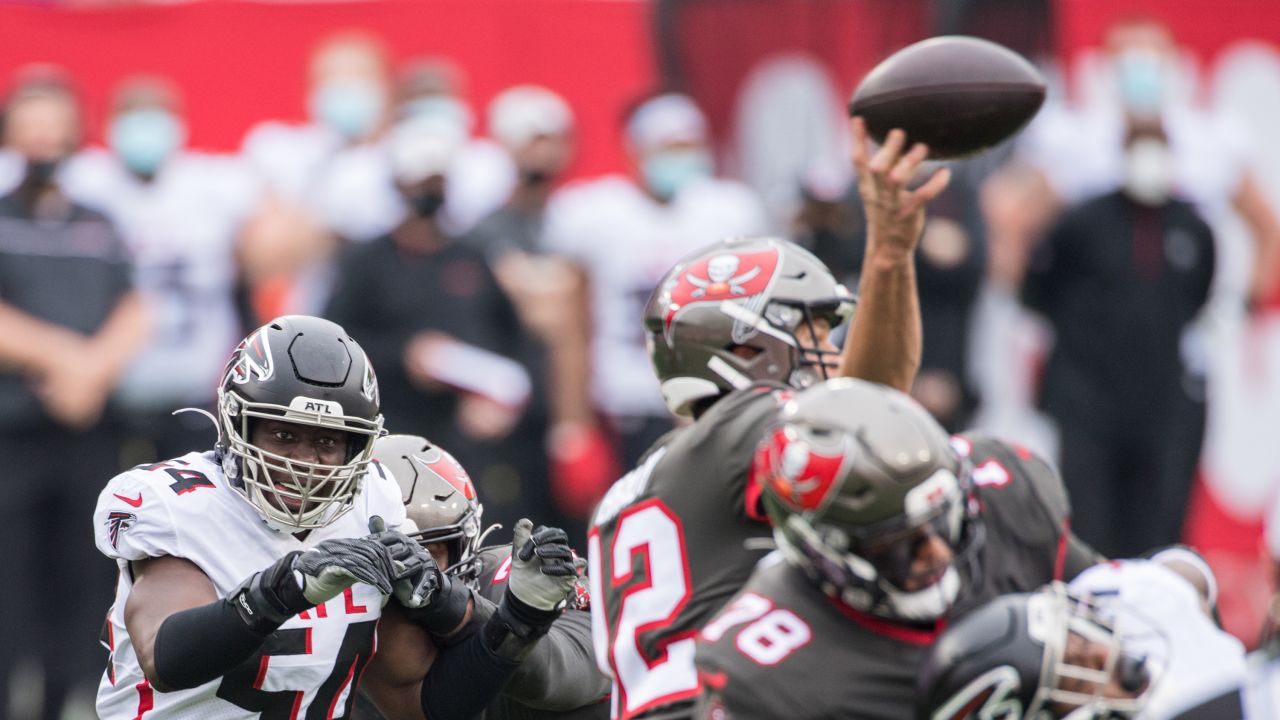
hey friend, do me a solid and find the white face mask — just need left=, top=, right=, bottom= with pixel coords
left=1122, top=138, right=1173, bottom=206
left=881, top=565, right=961, bottom=621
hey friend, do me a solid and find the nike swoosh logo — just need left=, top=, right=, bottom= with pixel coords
left=113, top=493, right=143, bottom=508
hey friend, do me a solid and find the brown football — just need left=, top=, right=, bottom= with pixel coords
left=849, top=36, right=1046, bottom=159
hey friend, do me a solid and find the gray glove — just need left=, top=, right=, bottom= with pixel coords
left=367, top=515, right=441, bottom=608
left=293, top=536, right=397, bottom=605
left=508, top=518, right=583, bottom=612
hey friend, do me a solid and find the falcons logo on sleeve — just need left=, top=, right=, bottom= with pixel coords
left=106, top=511, right=136, bottom=549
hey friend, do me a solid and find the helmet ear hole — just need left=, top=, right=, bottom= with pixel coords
left=727, top=344, right=763, bottom=360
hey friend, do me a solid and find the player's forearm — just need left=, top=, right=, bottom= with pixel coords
left=838, top=246, right=921, bottom=393
left=500, top=609, right=610, bottom=710
left=149, top=595, right=275, bottom=691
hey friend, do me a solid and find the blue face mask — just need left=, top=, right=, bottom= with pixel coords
left=1115, top=51, right=1168, bottom=116
left=310, top=80, right=383, bottom=139
left=109, top=109, right=183, bottom=176
left=642, top=148, right=712, bottom=200
left=400, top=96, right=470, bottom=128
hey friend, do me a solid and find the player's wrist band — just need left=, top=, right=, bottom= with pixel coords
left=402, top=572, right=474, bottom=639
left=483, top=588, right=561, bottom=661
left=228, top=550, right=312, bottom=634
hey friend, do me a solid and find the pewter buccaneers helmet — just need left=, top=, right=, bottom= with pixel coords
left=373, top=434, right=496, bottom=584
left=757, top=378, right=981, bottom=622
left=217, top=315, right=384, bottom=531
left=917, top=584, right=1155, bottom=720
left=644, top=237, right=854, bottom=416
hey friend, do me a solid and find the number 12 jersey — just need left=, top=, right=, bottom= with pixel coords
left=588, top=384, right=787, bottom=719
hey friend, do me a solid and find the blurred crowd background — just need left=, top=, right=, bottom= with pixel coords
left=1, top=0, right=1279, bottom=717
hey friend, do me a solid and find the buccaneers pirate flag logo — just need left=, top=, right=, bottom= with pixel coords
left=659, top=247, right=782, bottom=345
left=755, top=427, right=848, bottom=513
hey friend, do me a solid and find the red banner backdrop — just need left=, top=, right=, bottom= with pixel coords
left=0, top=0, right=658, bottom=179
left=665, top=0, right=930, bottom=146
left=1055, top=0, right=1280, bottom=81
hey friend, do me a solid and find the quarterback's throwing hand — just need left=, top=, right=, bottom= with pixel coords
left=850, top=117, right=951, bottom=257
left=509, top=518, right=583, bottom=611
left=294, top=536, right=398, bottom=604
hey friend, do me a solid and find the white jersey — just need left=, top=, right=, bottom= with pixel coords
left=92, top=450, right=406, bottom=720
left=543, top=174, right=768, bottom=418
left=1243, top=646, right=1280, bottom=719
left=61, top=149, right=259, bottom=410
left=0, top=148, right=22, bottom=196
left=1069, top=560, right=1247, bottom=720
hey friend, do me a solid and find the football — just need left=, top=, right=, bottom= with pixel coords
left=849, top=35, right=1046, bottom=159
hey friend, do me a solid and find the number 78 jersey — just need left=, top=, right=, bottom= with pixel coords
left=587, top=386, right=786, bottom=719
left=92, top=450, right=406, bottom=720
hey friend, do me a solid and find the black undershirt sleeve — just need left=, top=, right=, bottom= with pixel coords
left=500, top=608, right=610, bottom=710
left=152, top=597, right=271, bottom=690
left=419, top=627, right=521, bottom=720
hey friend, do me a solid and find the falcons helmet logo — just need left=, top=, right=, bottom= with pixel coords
left=225, top=327, right=274, bottom=385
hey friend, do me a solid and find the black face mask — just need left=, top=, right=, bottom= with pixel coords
left=23, top=159, right=61, bottom=188
left=521, top=169, right=552, bottom=186
left=408, top=192, right=446, bottom=219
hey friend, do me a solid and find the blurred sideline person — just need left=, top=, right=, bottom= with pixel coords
left=543, top=92, right=769, bottom=468
left=973, top=15, right=1280, bottom=484
left=588, top=120, right=951, bottom=719
left=692, top=378, right=1100, bottom=719
left=469, top=85, right=576, bottom=258
left=324, top=115, right=562, bottom=544
left=0, top=68, right=150, bottom=720
left=916, top=584, right=1156, bottom=720
left=1016, top=15, right=1280, bottom=303
left=1022, top=124, right=1216, bottom=558
left=466, top=85, right=605, bottom=524
left=94, top=316, right=585, bottom=720
left=239, top=32, right=397, bottom=319
left=242, top=31, right=398, bottom=242
left=62, top=74, right=260, bottom=463
left=395, top=57, right=516, bottom=233
left=358, top=434, right=608, bottom=719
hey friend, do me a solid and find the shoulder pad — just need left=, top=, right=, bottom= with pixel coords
left=957, top=432, right=1070, bottom=542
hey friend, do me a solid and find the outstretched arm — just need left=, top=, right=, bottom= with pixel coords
left=838, top=118, right=951, bottom=392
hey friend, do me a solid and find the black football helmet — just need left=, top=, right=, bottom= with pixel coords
left=917, top=583, right=1156, bottom=720
left=216, top=315, right=384, bottom=531
left=758, top=377, right=981, bottom=622
left=644, top=236, right=854, bottom=416
left=372, top=434, right=498, bottom=585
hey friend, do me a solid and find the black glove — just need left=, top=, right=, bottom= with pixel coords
left=368, top=516, right=473, bottom=638
left=368, top=515, right=441, bottom=607
left=229, top=537, right=397, bottom=635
